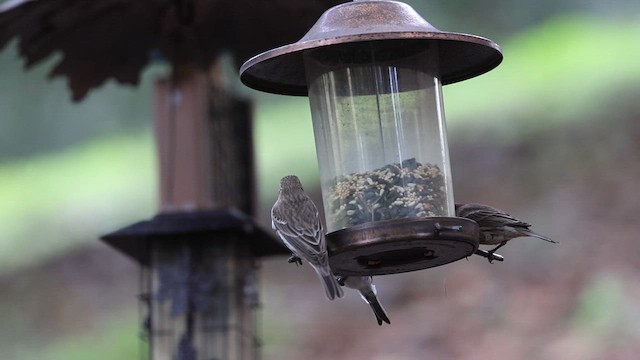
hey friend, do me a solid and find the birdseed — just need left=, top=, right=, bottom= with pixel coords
left=328, top=158, right=447, bottom=229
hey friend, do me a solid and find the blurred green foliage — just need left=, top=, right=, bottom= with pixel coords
left=572, top=273, right=624, bottom=335
left=407, top=0, right=640, bottom=42
left=444, top=16, right=640, bottom=128
left=44, top=312, right=144, bottom=360
left=0, top=134, right=156, bottom=273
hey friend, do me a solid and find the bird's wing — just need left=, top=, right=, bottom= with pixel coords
left=271, top=200, right=326, bottom=262
left=467, top=207, right=531, bottom=228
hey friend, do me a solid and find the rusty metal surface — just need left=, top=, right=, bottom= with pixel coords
left=240, top=0, right=502, bottom=96
left=0, top=0, right=346, bottom=101
left=327, top=217, right=479, bottom=276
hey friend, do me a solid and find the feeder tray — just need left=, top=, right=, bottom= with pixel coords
left=328, top=217, right=479, bottom=276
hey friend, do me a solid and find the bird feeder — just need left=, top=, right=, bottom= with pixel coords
left=101, top=74, right=289, bottom=360
left=240, top=0, right=503, bottom=276
left=102, top=210, right=282, bottom=360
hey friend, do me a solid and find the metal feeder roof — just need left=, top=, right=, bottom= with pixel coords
left=101, top=208, right=289, bottom=266
left=240, top=0, right=503, bottom=96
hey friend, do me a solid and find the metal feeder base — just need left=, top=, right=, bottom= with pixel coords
left=327, top=217, right=479, bottom=276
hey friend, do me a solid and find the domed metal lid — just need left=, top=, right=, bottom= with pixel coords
left=240, top=0, right=502, bottom=96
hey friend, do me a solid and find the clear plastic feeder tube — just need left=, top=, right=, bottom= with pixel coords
left=304, top=42, right=455, bottom=232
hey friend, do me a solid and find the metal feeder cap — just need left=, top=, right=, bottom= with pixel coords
left=240, top=0, right=502, bottom=96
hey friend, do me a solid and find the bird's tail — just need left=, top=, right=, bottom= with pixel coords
left=525, top=229, right=558, bottom=244
left=312, top=265, right=344, bottom=300
left=362, top=290, right=391, bottom=326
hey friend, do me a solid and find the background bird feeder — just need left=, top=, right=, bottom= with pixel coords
left=241, top=0, right=503, bottom=276
left=101, top=74, right=290, bottom=360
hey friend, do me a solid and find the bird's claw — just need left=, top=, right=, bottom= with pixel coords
left=474, top=249, right=504, bottom=263
left=288, top=255, right=303, bottom=266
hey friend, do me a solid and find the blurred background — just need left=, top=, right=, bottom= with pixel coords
left=1, top=0, right=639, bottom=359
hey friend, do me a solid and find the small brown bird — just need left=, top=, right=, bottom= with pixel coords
left=339, top=276, right=391, bottom=326
left=455, top=203, right=557, bottom=262
left=271, top=175, right=344, bottom=300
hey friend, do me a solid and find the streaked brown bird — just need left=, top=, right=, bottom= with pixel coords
left=455, top=203, right=557, bottom=262
left=271, top=175, right=344, bottom=300
left=339, top=276, right=391, bottom=326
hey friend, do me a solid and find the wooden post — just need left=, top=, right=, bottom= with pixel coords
left=153, top=68, right=212, bottom=211
left=152, top=67, right=255, bottom=213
